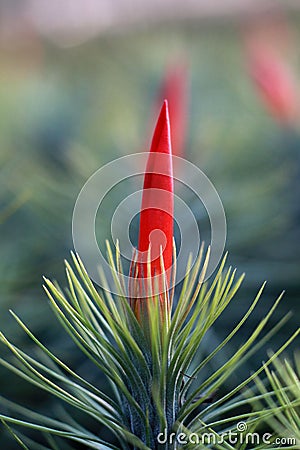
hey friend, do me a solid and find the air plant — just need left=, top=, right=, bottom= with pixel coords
left=0, top=101, right=299, bottom=449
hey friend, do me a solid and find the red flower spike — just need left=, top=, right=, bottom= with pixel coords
left=158, top=63, right=189, bottom=158
left=247, top=43, right=299, bottom=125
left=137, top=100, right=174, bottom=284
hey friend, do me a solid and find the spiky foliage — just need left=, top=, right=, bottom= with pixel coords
left=250, top=354, right=300, bottom=448
left=0, top=245, right=299, bottom=449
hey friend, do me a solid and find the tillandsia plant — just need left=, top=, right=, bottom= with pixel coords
left=0, top=100, right=299, bottom=450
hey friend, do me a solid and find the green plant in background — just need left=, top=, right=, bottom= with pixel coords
left=0, top=102, right=299, bottom=449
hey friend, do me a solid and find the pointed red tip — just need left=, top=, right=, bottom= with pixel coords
left=150, top=100, right=172, bottom=155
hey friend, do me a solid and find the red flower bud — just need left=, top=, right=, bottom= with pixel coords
left=137, top=100, right=174, bottom=282
left=158, top=63, right=189, bottom=158
left=129, top=100, right=174, bottom=327
left=248, top=43, right=299, bottom=124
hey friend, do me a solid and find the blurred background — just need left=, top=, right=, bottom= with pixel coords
left=0, top=0, right=300, bottom=448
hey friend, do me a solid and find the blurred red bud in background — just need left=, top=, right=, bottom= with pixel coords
left=156, top=62, right=189, bottom=158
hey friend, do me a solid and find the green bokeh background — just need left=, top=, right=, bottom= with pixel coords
left=1, top=16, right=299, bottom=448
